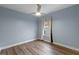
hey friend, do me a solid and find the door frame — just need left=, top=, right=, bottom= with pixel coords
left=41, top=16, right=53, bottom=43
left=50, top=16, right=53, bottom=43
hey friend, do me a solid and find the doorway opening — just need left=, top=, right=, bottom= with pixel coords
left=41, top=16, right=53, bottom=43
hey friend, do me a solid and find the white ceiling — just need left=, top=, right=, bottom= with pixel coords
left=0, top=4, right=75, bottom=15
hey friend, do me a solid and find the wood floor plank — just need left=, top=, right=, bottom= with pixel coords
left=0, top=40, right=78, bottom=55
left=0, top=49, right=7, bottom=55
left=19, top=45, right=32, bottom=55
left=14, top=46, right=25, bottom=55
left=6, top=47, right=16, bottom=55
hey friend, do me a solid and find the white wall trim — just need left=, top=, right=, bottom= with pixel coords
left=0, top=39, right=36, bottom=51
left=53, top=42, right=79, bottom=52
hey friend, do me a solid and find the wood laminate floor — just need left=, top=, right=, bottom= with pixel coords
left=0, top=40, right=77, bottom=55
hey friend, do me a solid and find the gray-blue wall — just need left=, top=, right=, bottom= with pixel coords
left=0, top=7, right=37, bottom=48
left=50, top=5, right=79, bottom=49
left=38, top=5, right=79, bottom=50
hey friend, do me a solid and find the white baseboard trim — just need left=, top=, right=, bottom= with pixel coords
left=0, top=39, right=37, bottom=51
left=53, top=42, right=79, bottom=52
